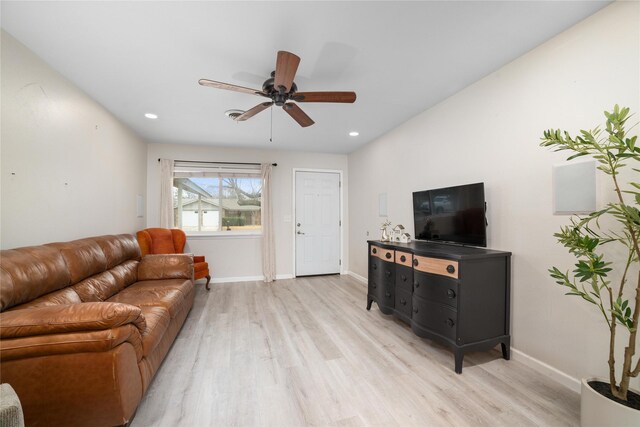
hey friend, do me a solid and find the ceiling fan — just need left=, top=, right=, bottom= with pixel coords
left=199, top=51, right=356, bottom=128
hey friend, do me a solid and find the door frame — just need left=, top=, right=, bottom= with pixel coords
left=292, top=168, right=344, bottom=277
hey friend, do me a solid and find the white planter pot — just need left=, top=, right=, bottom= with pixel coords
left=581, top=377, right=640, bottom=427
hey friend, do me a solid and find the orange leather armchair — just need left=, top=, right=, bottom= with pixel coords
left=137, top=228, right=211, bottom=290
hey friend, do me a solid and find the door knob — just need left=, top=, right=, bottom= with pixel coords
left=297, top=231, right=305, bottom=235
left=297, top=223, right=301, bottom=227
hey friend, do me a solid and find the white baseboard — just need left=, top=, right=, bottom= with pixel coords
left=346, top=271, right=367, bottom=284
left=511, top=348, right=580, bottom=393
left=210, top=273, right=294, bottom=284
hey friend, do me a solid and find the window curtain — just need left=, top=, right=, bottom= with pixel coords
left=261, top=163, right=275, bottom=282
left=160, top=159, right=174, bottom=228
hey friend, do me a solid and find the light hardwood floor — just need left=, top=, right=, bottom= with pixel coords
left=132, top=275, right=579, bottom=427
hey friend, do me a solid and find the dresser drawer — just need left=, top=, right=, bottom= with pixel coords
left=412, top=295, right=458, bottom=341
left=413, top=255, right=458, bottom=279
left=395, top=265, right=413, bottom=292
left=380, top=283, right=395, bottom=307
left=395, top=251, right=413, bottom=267
left=395, top=288, right=412, bottom=318
left=371, top=245, right=394, bottom=262
left=382, top=261, right=395, bottom=285
left=413, top=271, right=459, bottom=308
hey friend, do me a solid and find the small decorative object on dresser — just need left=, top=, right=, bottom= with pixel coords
left=367, top=240, right=511, bottom=373
left=380, top=220, right=392, bottom=241
left=400, top=233, right=411, bottom=243
left=392, top=224, right=405, bottom=241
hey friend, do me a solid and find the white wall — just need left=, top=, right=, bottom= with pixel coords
left=1, top=31, right=148, bottom=248
left=147, top=143, right=348, bottom=281
left=348, top=1, right=639, bottom=390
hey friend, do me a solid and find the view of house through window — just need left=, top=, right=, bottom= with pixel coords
left=173, top=163, right=262, bottom=233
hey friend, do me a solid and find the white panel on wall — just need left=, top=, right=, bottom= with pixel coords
left=379, top=193, right=387, bottom=217
left=553, top=160, right=596, bottom=214
left=136, top=194, right=145, bottom=218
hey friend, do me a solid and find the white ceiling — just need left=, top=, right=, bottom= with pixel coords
left=1, top=1, right=610, bottom=154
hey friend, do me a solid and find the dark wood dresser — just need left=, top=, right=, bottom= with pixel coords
left=367, top=240, right=511, bottom=373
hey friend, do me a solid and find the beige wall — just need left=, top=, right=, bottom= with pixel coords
left=1, top=31, right=148, bottom=248
left=348, top=1, right=639, bottom=390
left=146, top=143, right=348, bottom=280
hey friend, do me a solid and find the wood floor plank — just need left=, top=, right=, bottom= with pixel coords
left=132, top=276, right=579, bottom=426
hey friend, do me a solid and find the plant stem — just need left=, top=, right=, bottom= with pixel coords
left=608, top=286, right=619, bottom=394
left=609, top=170, right=640, bottom=399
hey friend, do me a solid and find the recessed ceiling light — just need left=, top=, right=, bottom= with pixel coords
left=144, top=113, right=158, bottom=119
left=349, top=131, right=359, bottom=137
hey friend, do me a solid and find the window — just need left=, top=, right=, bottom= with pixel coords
left=173, top=162, right=262, bottom=234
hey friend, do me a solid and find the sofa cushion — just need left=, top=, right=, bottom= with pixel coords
left=47, top=239, right=108, bottom=284
left=139, top=306, right=170, bottom=357
left=8, top=287, right=82, bottom=311
left=126, top=279, right=193, bottom=300
left=73, top=271, right=119, bottom=302
left=109, top=260, right=139, bottom=290
left=94, top=235, right=141, bottom=269
left=0, top=246, right=71, bottom=312
left=107, top=287, right=185, bottom=318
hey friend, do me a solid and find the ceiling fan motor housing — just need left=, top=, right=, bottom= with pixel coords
left=262, top=72, right=297, bottom=106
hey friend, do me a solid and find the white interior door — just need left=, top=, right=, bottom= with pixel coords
left=295, top=171, right=341, bottom=276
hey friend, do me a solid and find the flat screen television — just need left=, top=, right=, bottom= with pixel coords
left=412, top=182, right=486, bottom=247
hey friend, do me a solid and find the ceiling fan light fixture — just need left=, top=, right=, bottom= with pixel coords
left=144, top=113, right=158, bottom=119
left=349, top=131, right=359, bottom=136
left=225, top=109, right=246, bottom=120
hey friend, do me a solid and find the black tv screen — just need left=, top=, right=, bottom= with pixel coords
left=413, top=182, right=486, bottom=247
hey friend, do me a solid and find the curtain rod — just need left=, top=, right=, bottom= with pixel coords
left=158, top=159, right=277, bottom=166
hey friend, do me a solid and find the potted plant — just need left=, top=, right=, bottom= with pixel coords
left=540, top=105, right=640, bottom=426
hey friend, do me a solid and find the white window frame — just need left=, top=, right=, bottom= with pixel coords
left=172, top=161, right=263, bottom=238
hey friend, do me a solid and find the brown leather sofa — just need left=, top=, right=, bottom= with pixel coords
left=0, top=234, right=195, bottom=427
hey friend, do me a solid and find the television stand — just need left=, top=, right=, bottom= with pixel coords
left=367, top=240, right=511, bottom=373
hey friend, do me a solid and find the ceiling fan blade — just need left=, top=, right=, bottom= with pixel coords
left=274, top=51, right=300, bottom=93
left=235, top=102, right=273, bottom=121
left=283, top=103, right=314, bottom=127
left=292, top=91, right=357, bottom=103
left=198, top=79, right=264, bottom=96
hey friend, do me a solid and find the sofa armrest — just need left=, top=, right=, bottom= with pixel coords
left=137, top=254, right=194, bottom=281
left=0, top=302, right=146, bottom=339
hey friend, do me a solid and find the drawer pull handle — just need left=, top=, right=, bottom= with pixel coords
left=401, top=274, right=406, bottom=282
left=385, top=252, right=392, bottom=259
left=372, top=283, right=377, bottom=289
left=400, top=298, right=406, bottom=305
left=400, top=255, right=406, bottom=262
left=447, top=318, right=455, bottom=327
left=446, top=264, right=456, bottom=274
left=385, top=291, right=391, bottom=297
left=414, top=281, right=420, bottom=288
left=413, top=307, right=418, bottom=314
left=373, top=264, right=377, bottom=270
left=413, top=259, right=418, bottom=267
left=385, top=271, right=391, bottom=277
left=372, top=248, right=377, bottom=254
left=447, top=289, right=456, bottom=299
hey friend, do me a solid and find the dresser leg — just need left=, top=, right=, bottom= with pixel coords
left=501, top=342, right=511, bottom=360
left=454, top=350, right=464, bottom=374
left=366, top=299, right=373, bottom=311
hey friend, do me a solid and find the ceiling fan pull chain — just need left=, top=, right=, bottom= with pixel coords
left=269, top=104, right=273, bottom=143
